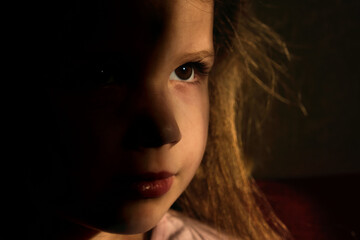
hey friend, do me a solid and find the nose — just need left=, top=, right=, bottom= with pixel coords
left=122, top=89, right=182, bottom=149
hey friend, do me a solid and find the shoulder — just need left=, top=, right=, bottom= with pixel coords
left=151, top=210, right=236, bottom=240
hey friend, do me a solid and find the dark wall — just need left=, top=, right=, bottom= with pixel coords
left=251, top=0, right=360, bottom=178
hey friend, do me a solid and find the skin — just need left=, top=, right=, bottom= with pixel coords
left=33, top=0, right=214, bottom=239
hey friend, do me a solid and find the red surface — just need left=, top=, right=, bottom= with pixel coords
left=257, top=174, right=360, bottom=240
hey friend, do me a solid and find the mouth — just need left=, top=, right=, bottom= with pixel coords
left=105, top=171, right=175, bottom=200
left=130, top=173, right=174, bottom=198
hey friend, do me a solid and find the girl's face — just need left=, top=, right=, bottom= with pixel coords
left=45, top=0, right=214, bottom=234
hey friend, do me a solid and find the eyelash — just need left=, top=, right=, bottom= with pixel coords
left=193, top=61, right=211, bottom=76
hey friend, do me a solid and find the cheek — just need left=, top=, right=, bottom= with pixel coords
left=172, top=83, right=209, bottom=181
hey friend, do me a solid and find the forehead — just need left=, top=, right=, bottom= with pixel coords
left=61, top=0, right=213, bottom=53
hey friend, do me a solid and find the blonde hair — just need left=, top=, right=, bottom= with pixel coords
left=176, top=1, right=298, bottom=239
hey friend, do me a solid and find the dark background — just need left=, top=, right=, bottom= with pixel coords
left=250, top=0, right=360, bottom=179
left=249, top=2, right=360, bottom=238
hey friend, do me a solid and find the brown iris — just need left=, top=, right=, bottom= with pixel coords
left=174, top=64, right=193, bottom=80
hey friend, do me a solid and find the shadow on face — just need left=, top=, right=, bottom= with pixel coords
left=27, top=0, right=213, bottom=234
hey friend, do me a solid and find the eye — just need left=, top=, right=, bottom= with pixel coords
left=170, top=63, right=195, bottom=82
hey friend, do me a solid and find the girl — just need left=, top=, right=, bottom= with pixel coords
left=27, top=0, right=296, bottom=239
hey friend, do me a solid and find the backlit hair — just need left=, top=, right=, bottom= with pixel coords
left=177, top=1, right=298, bottom=239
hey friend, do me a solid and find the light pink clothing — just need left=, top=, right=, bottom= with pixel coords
left=150, top=210, right=234, bottom=240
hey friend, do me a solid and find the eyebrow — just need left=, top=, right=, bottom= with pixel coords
left=179, top=50, right=215, bottom=63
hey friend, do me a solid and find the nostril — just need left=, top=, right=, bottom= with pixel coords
left=122, top=114, right=181, bottom=149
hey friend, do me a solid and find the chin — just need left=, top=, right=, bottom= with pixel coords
left=110, top=177, right=184, bottom=234
left=103, top=203, right=166, bottom=234
left=75, top=187, right=179, bottom=235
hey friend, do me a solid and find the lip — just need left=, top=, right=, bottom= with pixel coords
left=130, top=172, right=175, bottom=198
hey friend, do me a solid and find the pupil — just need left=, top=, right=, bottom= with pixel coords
left=175, top=64, right=193, bottom=80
